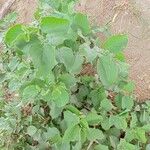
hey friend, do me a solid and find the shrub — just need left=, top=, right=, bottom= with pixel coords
left=0, top=0, right=150, bottom=149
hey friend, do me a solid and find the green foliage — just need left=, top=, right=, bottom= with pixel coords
left=5, top=24, right=24, bottom=46
left=97, top=54, right=119, bottom=87
left=0, top=0, right=150, bottom=149
left=73, top=13, right=91, bottom=35
left=102, top=34, right=128, bottom=54
left=51, top=83, right=69, bottom=107
left=0, top=12, right=17, bottom=43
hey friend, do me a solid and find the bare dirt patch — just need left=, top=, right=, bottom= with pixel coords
left=10, top=0, right=37, bottom=23
left=0, top=0, right=37, bottom=23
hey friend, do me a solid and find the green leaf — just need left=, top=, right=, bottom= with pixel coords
left=117, top=139, right=136, bottom=150
left=73, top=141, right=82, bottom=150
left=22, top=85, right=39, bottom=100
left=41, top=17, right=70, bottom=34
left=8, top=57, right=19, bottom=71
left=70, top=54, right=83, bottom=74
left=50, top=102, right=63, bottom=119
left=40, top=17, right=70, bottom=45
left=80, top=127, right=88, bottom=143
left=118, top=61, right=129, bottom=78
left=52, top=83, right=69, bottom=107
left=0, top=117, right=10, bottom=130
left=80, top=118, right=89, bottom=130
left=142, top=124, right=150, bottom=132
left=5, top=24, right=24, bottom=46
left=79, top=118, right=89, bottom=143
left=58, top=73, right=76, bottom=88
left=27, top=126, right=37, bottom=136
left=61, top=0, right=77, bottom=14
left=115, top=52, right=126, bottom=61
left=85, top=112, right=103, bottom=125
left=30, top=43, right=56, bottom=77
left=77, top=85, right=89, bottom=101
left=140, top=110, right=149, bottom=123
left=90, top=87, right=107, bottom=110
left=90, top=89, right=101, bottom=109
left=57, top=47, right=83, bottom=74
left=97, top=55, right=118, bottom=87
left=64, top=39, right=79, bottom=51
left=0, top=73, right=6, bottom=84
left=146, top=144, right=150, bottom=150
left=57, top=47, right=74, bottom=70
left=135, top=128, right=147, bottom=143
left=102, top=34, right=128, bottom=54
left=130, top=113, right=137, bottom=128
left=43, top=127, right=61, bottom=143
left=101, top=98, right=113, bottom=111
left=64, top=110, right=80, bottom=127
left=109, top=136, right=119, bottom=149
left=115, top=93, right=123, bottom=109
left=8, top=79, right=21, bottom=92
left=122, top=96, right=134, bottom=110
left=65, top=105, right=81, bottom=116
left=123, top=81, right=135, bottom=93
left=87, top=128, right=104, bottom=141
left=55, top=142, right=70, bottom=150
left=101, top=117, right=111, bottom=130
left=79, top=43, right=98, bottom=63
left=63, top=124, right=80, bottom=142
left=125, top=129, right=135, bottom=142
left=109, top=115, right=127, bottom=130
left=73, top=13, right=91, bottom=35
left=94, top=144, right=109, bottom=150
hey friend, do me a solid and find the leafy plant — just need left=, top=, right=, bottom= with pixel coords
left=0, top=0, right=150, bottom=150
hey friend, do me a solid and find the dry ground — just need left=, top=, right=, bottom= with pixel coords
left=0, top=0, right=150, bottom=101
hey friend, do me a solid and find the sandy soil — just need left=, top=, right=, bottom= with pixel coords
left=0, top=0, right=37, bottom=23
left=0, top=0, right=150, bottom=101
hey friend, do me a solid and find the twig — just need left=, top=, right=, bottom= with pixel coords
left=0, top=0, right=16, bottom=19
left=87, top=141, right=93, bottom=150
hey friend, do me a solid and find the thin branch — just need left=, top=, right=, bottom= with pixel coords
left=87, top=141, right=93, bottom=150
left=0, top=0, right=16, bottom=19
